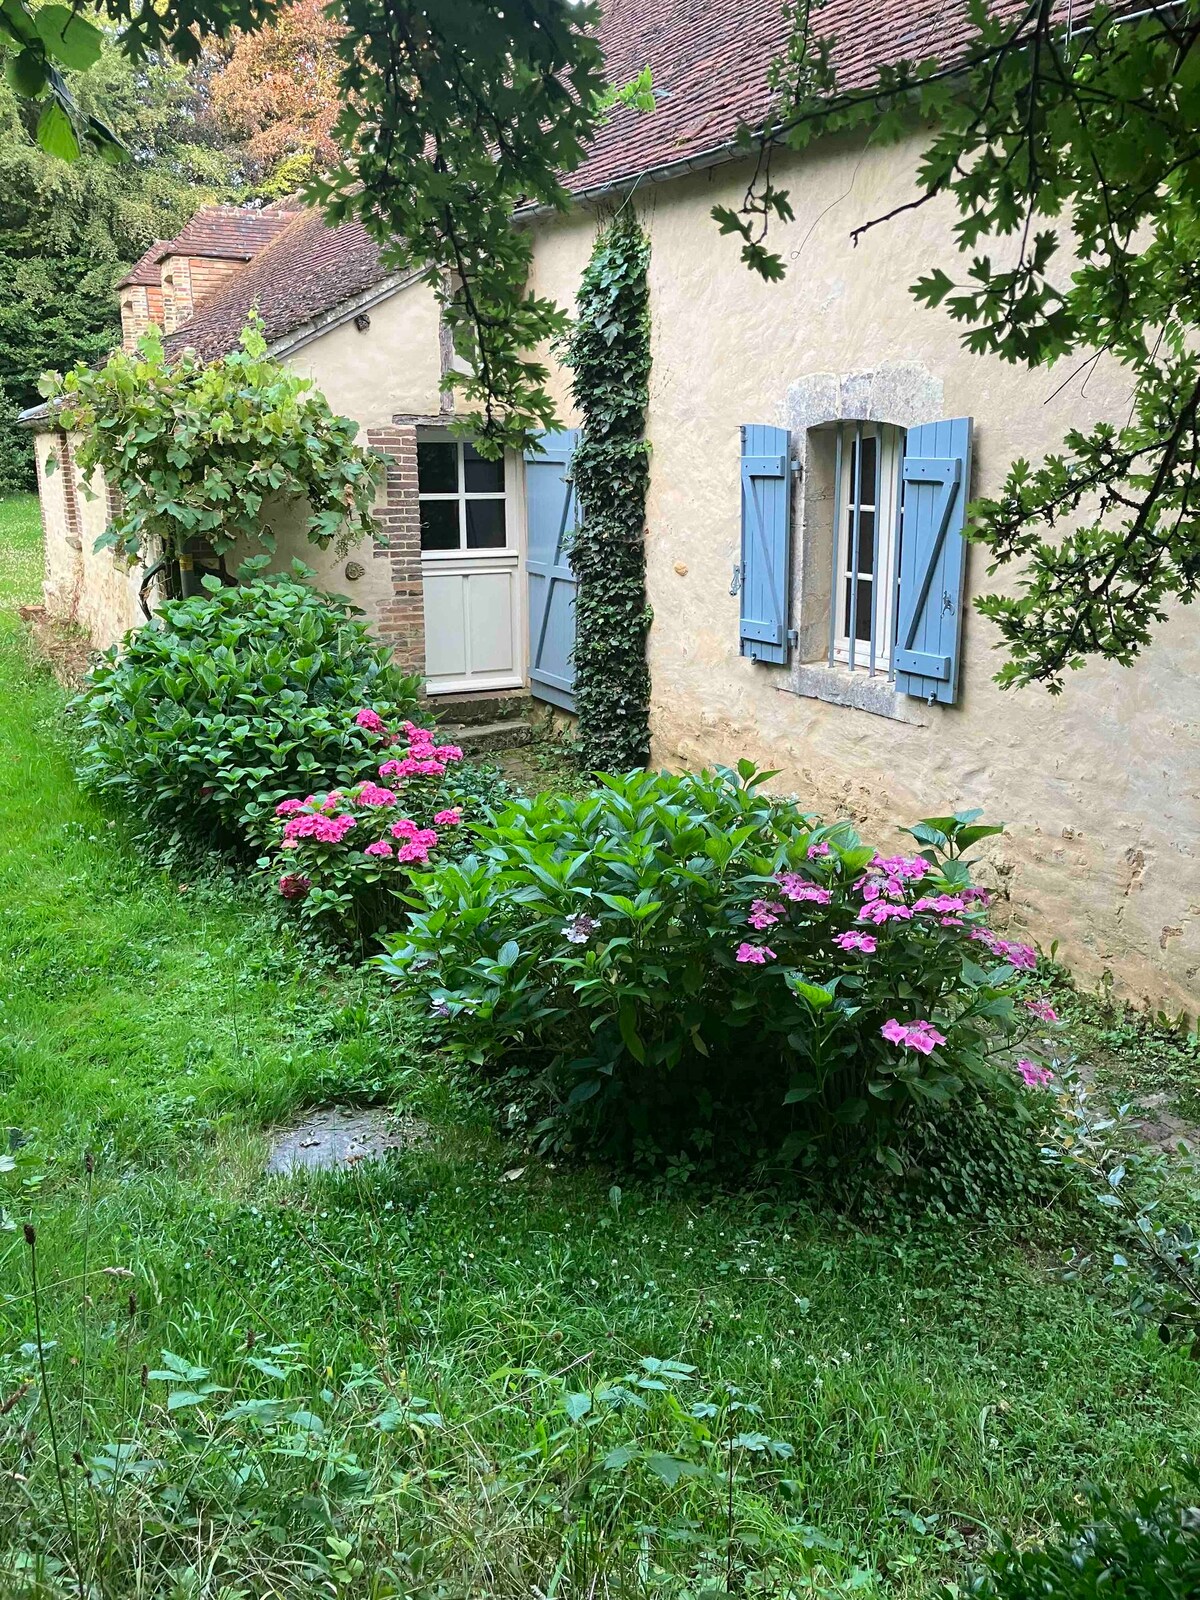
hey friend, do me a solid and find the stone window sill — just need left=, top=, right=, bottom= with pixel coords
left=781, top=662, right=928, bottom=724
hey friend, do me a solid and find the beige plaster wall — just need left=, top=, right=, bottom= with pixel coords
left=524, top=137, right=1200, bottom=1012
left=282, top=280, right=443, bottom=431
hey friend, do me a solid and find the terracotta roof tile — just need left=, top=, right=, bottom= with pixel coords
left=161, top=203, right=301, bottom=262
left=116, top=239, right=170, bottom=290
left=162, top=0, right=1032, bottom=360
left=162, top=210, right=392, bottom=362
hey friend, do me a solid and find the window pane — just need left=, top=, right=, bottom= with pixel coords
left=852, top=509, right=876, bottom=575
left=417, top=441, right=457, bottom=494
left=857, top=434, right=877, bottom=504
left=842, top=577, right=874, bottom=643
left=465, top=497, right=506, bottom=549
left=463, top=443, right=504, bottom=493
left=420, top=499, right=460, bottom=551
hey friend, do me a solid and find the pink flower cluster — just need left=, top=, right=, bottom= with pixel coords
left=354, top=708, right=387, bottom=733
left=1024, top=997, right=1059, bottom=1024
left=971, top=928, right=1038, bottom=970
left=1017, top=1058, right=1053, bottom=1089
left=281, top=809, right=357, bottom=846
left=881, top=1018, right=947, bottom=1055
left=807, top=840, right=831, bottom=860
left=858, top=899, right=914, bottom=925
left=378, top=722, right=465, bottom=782
left=356, top=781, right=398, bottom=807
left=776, top=872, right=832, bottom=905
left=748, top=898, right=786, bottom=930
left=389, top=817, right=439, bottom=864
left=736, top=942, right=776, bottom=964
left=835, top=929, right=877, bottom=954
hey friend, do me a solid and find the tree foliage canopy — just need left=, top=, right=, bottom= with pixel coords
left=43, top=318, right=380, bottom=563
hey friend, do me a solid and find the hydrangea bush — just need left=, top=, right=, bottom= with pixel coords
left=378, top=764, right=1061, bottom=1171
left=265, top=718, right=473, bottom=944
left=73, top=563, right=422, bottom=849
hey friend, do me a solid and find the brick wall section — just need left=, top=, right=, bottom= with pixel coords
left=160, top=255, right=245, bottom=332
left=55, top=430, right=83, bottom=551
left=368, top=425, right=426, bottom=676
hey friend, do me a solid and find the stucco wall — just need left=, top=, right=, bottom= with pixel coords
left=524, top=137, right=1200, bottom=1011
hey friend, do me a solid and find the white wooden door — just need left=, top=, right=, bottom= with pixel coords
left=418, top=432, right=524, bottom=695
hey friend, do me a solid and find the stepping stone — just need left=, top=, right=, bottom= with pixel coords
left=265, top=1105, right=423, bottom=1176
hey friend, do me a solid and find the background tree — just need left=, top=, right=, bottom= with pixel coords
left=0, top=39, right=241, bottom=490
left=201, top=0, right=342, bottom=195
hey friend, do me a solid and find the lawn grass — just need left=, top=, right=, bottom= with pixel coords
left=1, top=492, right=1199, bottom=1598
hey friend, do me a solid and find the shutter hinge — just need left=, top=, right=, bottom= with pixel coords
left=729, top=562, right=742, bottom=596
left=787, top=628, right=798, bottom=650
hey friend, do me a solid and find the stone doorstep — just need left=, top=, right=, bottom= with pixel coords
left=440, top=717, right=534, bottom=756
left=429, top=689, right=533, bottom=727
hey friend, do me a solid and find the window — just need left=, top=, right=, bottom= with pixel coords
left=830, top=421, right=904, bottom=674
left=417, top=434, right=508, bottom=552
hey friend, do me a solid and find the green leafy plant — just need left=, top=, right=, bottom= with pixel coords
left=564, top=209, right=653, bottom=772
left=72, top=562, right=421, bottom=849
left=380, top=766, right=1051, bottom=1171
left=40, top=318, right=381, bottom=564
left=954, top=1472, right=1200, bottom=1599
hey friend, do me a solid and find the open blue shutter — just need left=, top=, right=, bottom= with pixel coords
left=739, top=425, right=791, bottom=664
left=894, top=417, right=972, bottom=705
left=524, top=429, right=579, bottom=711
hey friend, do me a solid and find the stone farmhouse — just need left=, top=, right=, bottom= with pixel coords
left=24, top=0, right=1200, bottom=1008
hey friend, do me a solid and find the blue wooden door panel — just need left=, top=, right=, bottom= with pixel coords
left=895, top=417, right=972, bottom=705
left=524, top=430, right=579, bottom=712
left=739, top=425, right=791, bottom=664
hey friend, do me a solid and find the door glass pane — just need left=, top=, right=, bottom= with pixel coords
left=855, top=578, right=873, bottom=642
left=420, top=500, right=460, bottom=550
left=463, top=443, right=504, bottom=493
left=465, top=498, right=507, bottom=549
left=857, top=434, right=877, bottom=504
left=417, top=441, right=457, bottom=495
left=853, top=509, right=876, bottom=575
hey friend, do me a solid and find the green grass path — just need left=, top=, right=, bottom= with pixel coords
left=1, top=493, right=1199, bottom=1596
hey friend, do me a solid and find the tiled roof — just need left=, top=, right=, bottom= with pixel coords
left=116, top=239, right=170, bottom=290
left=161, top=204, right=301, bottom=262
left=162, top=210, right=394, bottom=362
left=161, top=0, right=1031, bottom=360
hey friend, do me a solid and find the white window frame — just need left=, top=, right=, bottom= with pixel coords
left=416, top=428, right=511, bottom=557
left=831, top=421, right=904, bottom=674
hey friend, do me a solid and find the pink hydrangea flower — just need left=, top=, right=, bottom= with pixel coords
left=881, top=1018, right=947, bottom=1054
left=390, top=822, right=438, bottom=850
left=355, top=708, right=386, bottom=733
left=747, top=898, right=786, bottom=930
left=356, top=782, right=398, bottom=807
left=962, top=885, right=992, bottom=906
left=396, top=840, right=434, bottom=864
left=735, top=943, right=776, bottom=964
left=835, top=930, right=877, bottom=954
left=807, top=840, right=831, bottom=860
left=914, top=894, right=967, bottom=914
left=364, top=840, right=394, bottom=858
left=434, top=808, right=462, bottom=826
left=972, top=929, right=1038, bottom=970
left=776, top=872, right=833, bottom=905
left=857, top=900, right=914, bottom=925
left=275, top=798, right=306, bottom=816
left=1017, top=1058, right=1054, bottom=1089
left=871, top=853, right=928, bottom=882
left=1024, top=998, right=1059, bottom=1024
left=433, top=744, right=463, bottom=762
left=278, top=872, right=311, bottom=900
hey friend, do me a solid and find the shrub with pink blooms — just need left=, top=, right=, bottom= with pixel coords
left=264, top=719, right=479, bottom=943
left=379, top=764, right=1058, bottom=1173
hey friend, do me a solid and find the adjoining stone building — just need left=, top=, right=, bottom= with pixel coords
left=23, top=0, right=1200, bottom=1009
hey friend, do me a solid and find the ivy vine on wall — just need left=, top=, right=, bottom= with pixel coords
left=565, top=209, right=653, bottom=772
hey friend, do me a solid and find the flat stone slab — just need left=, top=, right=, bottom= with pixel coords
left=266, top=1105, right=423, bottom=1176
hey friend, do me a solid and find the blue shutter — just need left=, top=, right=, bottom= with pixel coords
left=524, top=429, right=579, bottom=712
left=739, top=425, right=792, bottom=664
left=894, top=417, right=972, bottom=705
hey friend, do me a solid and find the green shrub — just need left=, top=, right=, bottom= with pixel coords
left=958, top=1474, right=1200, bottom=1598
left=72, top=564, right=421, bottom=849
left=379, top=765, right=1056, bottom=1172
